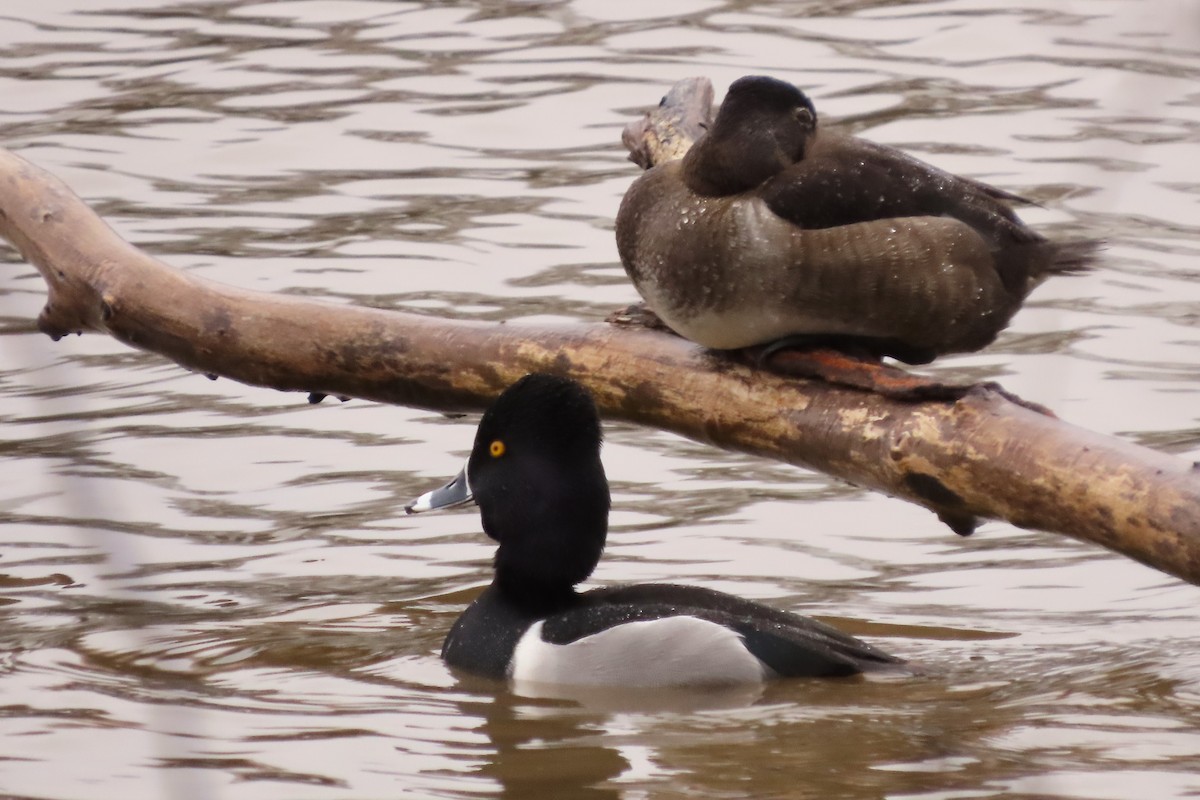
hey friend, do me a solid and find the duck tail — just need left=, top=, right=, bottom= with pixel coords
left=1049, top=237, right=1103, bottom=275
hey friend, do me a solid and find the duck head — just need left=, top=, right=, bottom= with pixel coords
left=682, top=75, right=818, bottom=197
left=410, top=374, right=611, bottom=598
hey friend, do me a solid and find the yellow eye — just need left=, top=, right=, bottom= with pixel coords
left=489, top=440, right=506, bottom=458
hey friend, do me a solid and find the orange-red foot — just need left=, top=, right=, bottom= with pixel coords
left=753, top=346, right=970, bottom=401
left=749, top=345, right=1054, bottom=414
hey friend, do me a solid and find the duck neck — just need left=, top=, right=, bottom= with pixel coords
left=485, top=481, right=609, bottom=609
left=492, top=571, right=580, bottom=615
left=681, top=130, right=792, bottom=196
left=682, top=134, right=759, bottom=196
left=681, top=120, right=814, bottom=197
left=490, top=515, right=606, bottom=595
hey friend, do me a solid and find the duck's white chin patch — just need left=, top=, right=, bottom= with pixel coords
left=509, top=617, right=769, bottom=688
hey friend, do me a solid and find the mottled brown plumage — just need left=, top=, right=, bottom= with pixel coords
left=616, top=76, right=1098, bottom=364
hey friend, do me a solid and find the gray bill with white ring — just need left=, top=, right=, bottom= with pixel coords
left=404, top=461, right=473, bottom=514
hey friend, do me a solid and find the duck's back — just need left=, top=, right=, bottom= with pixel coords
left=579, top=584, right=901, bottom=677
left=764, top=131, right=1030, bottom=241
left=513, top=583, right=901, bottom=686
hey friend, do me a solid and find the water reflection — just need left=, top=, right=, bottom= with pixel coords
left=2, top=0, right=1200, bottom=798
left=472, top=687, right=636, bottom=799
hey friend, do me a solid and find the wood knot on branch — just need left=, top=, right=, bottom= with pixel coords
left=33, top=264, right=106, bottom=339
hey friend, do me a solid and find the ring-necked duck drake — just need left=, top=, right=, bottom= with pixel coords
left=616, top=75, right=1099, bottom=365
left=406, top=373, right=902, bottom=687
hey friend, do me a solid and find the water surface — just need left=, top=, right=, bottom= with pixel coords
left=2, top=1, right=1199, bottom=797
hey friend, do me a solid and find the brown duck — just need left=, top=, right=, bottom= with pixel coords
left=616, top=75, right=1098, bottom=366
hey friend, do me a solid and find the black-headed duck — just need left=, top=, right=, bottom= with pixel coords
left=407, top=373, right=902, bottom=686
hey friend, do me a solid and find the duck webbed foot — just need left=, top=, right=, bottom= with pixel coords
left=606, top=303, right=680, bottom=336
left=739, top=336, right=966, bottom=403
left=748, top=337, right=1056, bottom=414
left=754, top=344, right=967, bottom=401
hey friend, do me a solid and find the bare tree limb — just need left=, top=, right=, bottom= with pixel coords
left=3, top=146, right=1199, bottom=585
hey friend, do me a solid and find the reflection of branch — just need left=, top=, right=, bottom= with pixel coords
left=3, top=145, right=1199, bottom=586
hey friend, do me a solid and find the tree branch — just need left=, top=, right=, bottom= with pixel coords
left=3, top=145, right=1199, bottom=586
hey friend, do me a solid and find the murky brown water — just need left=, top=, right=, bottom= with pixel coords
left=2, top=1, right=1200, bottom=797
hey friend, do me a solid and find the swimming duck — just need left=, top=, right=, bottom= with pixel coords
left=406, top=373, right=902, bottom=686
left=616, top=75, right=1098, bottom=365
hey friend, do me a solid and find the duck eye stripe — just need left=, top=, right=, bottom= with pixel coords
left=489, top=440, right=505, bottom=457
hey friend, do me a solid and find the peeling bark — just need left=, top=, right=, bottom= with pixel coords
left=3, top=146, right=1200, bottom=586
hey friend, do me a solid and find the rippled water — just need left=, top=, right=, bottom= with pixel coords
left=2, top=1, right=1199, bottom=797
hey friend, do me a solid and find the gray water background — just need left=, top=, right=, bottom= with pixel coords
left=2, top=1, right=1200, bottom=797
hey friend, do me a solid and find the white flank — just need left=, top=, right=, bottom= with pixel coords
left=510, top=617, right=768, bottom=688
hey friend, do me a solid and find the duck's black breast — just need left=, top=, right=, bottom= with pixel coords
left=441, top=584, right=578, bottom=679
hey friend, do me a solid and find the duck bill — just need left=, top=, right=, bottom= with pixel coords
left=405, top=462, right=473, bottom=514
